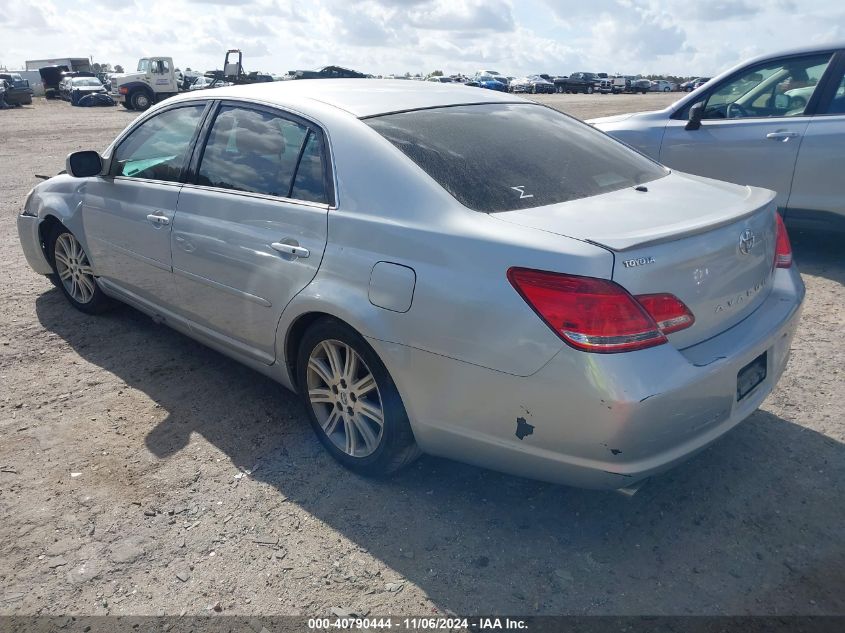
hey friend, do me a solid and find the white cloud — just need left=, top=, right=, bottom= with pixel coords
left=0, top=0, right=842, bottom=78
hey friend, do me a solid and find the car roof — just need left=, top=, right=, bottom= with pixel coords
left=187, top=79, right=525, bottom=118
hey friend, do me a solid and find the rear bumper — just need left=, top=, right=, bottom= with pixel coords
left=373, top=266, right=805, bottom=489
left=17, top=214, right=53, bottom=275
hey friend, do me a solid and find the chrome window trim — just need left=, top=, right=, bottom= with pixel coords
left=178, top=181, right=331, bottom=210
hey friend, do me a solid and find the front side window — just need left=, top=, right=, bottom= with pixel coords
left=197, top=105, right=327, bottom=202
left=137, top=59, right=150, bottom=73
left=702, top=53, right=833, bottom=119
left=366, top=103, right=668, bottom=213
left=112, top=105, right=205, bottom=182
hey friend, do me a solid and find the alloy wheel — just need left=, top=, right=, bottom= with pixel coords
left=54, top=233, right=97, bottom=304
left=306, top=339, right=384, bottom=458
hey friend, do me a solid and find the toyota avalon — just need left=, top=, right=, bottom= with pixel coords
left=17, top=81, right=804, bottom=490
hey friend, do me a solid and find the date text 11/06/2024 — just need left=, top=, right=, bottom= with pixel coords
left=307, top=617, right=529, bottom=630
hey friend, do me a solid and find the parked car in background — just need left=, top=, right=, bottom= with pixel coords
left=651, top=80, right=677, bottom=92
left=474, top=74, right=507, bottom=91
left=556, top=72, right=601, bottom=94
left=66, top=76, right=109, bottom=105
left=590, top=42, right=845, bottom=229
left=0, top=73, right=33, bottom=105
left=17, top=80, right=802, bottom=490
left=509, top=75, right=554, bottom=94
left=292, top=66, right=367, bottom=80
left=629, top=78, right=652, bottom=94
left=681, top=77, right=710, bottom=91
left=427, top=76, right=453, bottom=83
left=39, top=66, right=67, bottom=99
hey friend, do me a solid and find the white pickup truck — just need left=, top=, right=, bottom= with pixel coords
left=110, top=57, right=181, bottom=111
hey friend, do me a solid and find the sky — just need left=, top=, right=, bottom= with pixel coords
left=1, top=0, right=843, bottom=78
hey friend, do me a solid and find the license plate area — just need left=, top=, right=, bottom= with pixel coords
left=737, top=351, right=767, bottom=401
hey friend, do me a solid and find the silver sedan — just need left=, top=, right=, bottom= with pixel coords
left=17, top=80, right=804, bottom=490
left=589, top=42, right=845, bottom=230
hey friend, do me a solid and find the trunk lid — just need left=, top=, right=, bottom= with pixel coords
left=493, top=171, right=778, bottom=348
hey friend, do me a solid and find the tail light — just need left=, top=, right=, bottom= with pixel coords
left=507, top=268, right=694, bottom=353
left=634, top=294, right=695, bottom=334
left=775, top=213, right=792, bottom=268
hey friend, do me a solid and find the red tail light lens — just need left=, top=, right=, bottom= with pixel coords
left=634, top=293, right=695, bottom=334
left=775, top=213, right=793, bottom=268
left=508, top=268, right=667, bottom=353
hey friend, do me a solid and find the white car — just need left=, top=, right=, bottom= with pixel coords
left=650, top=80, right=677, bottom=92
left=590, top=43, right=845, bottom=229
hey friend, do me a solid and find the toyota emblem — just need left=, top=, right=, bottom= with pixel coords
left=739, top=229, right=756, bottom=255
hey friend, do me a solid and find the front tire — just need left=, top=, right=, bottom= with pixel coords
left=296, top=318, right=421, bottom=476
left=48, top=227, right=111, bottom=314
left=586, top=86, right=594, bottom=94
left=130, top=90, right=152, bottom=111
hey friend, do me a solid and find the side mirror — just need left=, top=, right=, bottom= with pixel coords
left=685, top=101, right=704, bottom=131
left=774, top=93, right=790, bottom=110
left=66, top=150, right=103, bottom=178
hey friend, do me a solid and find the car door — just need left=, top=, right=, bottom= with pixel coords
left=171, top=101, right=332, bottom=364
left=786, top=53, right=845, bottom=221
left=82, top=102, right=209, bottom=307
left=660, top=51, right=837, bottom=210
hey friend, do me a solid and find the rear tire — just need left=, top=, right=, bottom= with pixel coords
left=296, top=318, right=421, bottom=476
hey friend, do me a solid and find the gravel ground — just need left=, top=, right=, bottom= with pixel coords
left=0, top=94, right=843, bottom=617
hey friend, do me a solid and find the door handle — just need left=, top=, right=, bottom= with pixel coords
left=766, top=131, right=799, bottom=141
left=146, top=212, right=171, bottom=226
left=271, top=241, right=310, bottom=258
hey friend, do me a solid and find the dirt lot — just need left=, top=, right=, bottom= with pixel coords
left=1, top=93, right=843, bottom=617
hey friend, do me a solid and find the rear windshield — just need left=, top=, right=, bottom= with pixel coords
left=365, top=103, right=667, bottom=212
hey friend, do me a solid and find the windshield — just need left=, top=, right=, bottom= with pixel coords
left=73, top=78, right=102, bottom=86
left=366, top=103, right=668, bottom=213
left=137, top=59, right=150, bottom=72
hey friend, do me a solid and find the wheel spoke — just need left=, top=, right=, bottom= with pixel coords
left=358, top=399, right=384, bottom=427
left=77, top=264, right=93, bottom=276
left=322, top=341, right=344, bottom=380
left=343, top=417, right=357, bottom=455
left=342, top=347, right=358, bottom=382
left=70, top=276, right=79, bottom=300
left=352, top=373, right=376, bottom=397
left=54, top=251, right=71, bottom=267
left=78, top=274, right=96, bottom=301
left=322, top=408, right=342, bottom=435
left=308, top=387, right=334, bottom=405
left=308, top=357, right=333, bottom=387
left=59, top=267, right=73, bottom=280
left=351, top=414, right=379, bottom=453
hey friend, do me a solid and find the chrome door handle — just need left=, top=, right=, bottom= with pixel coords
left=146, top=212, right=171, bottom=226
left=766, top=131, right=799, bottom=141
left=271, top=241, right=310, bottom=258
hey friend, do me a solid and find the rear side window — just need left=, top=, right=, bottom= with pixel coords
left=197, top=105, right=328, bottom=202
left=112, top=104, right=205, bottom=182
left=365, top=103, right=667, bottom=213
left=291, top=132, right=328, bottom=204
